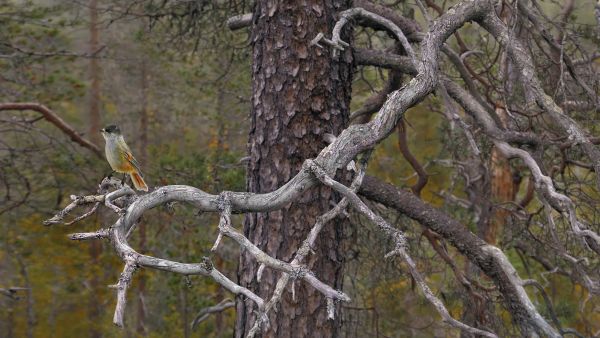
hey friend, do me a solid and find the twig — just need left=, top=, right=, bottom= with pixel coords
left=0, top=287, right=29, bottom=300
left=43, top=194, right=105, bottom=225
left=191, top=299, right=235, bottom=330
left=0, top=103, right=102, bottom=157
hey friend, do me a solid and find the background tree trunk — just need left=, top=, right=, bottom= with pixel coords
left=235, top=1, right=353, bottom=336
left=136, top=59, right=149, bottom=337
left=487, top=106, right=515, bottom=245
left=87, top=1, right=102, bottom=337
left=88, top=0, right=101, bottom=146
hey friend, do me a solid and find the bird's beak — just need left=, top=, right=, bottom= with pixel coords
left=100, top=129, right=104, bottom=132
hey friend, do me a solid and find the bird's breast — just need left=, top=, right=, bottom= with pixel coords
left=105, top=140, right=133, bottom=173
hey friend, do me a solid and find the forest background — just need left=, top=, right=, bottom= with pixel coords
left=1, top=0, right=599, bottom=337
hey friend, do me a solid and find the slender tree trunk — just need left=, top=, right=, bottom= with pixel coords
left=236, top=1, right=353, bottom=337
left=214, top=86, right=226, bottom=334
left=182, top=225, right=191, bottom=338
left=136, top=59, right=149, bottom=337
left=487, top=106, right=515, bottom=245
left=87, top=2, right=102, bottom=337
left=16, top=256, right=34, bottom=338
left=6, top=299, right=14, bottom=338
left=182, top=285, right=190, bottom=338
left=88, top=0, right=101, bottom=145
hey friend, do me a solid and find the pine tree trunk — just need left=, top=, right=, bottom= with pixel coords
left=235, top=1, right=353, bottom=337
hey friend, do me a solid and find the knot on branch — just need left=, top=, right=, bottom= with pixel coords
left=117, top=263, right=138, bottom=290
left=99, top=176, right=124, bottom=191
left=303, top=159, right=326, bottom=179
left=200, top=257, right=214, bottom=272
left=212, top=193, right=233, bottom=252
left=289, top=265, right=308, bottom=280
left=248, top=309, right=271, bottom=335
left=390, top=231, right=408, bottom=250
left=217, top=191, right=233, bottom=212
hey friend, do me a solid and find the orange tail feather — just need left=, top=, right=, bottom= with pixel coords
left=130, top=172, right=148, bottom=191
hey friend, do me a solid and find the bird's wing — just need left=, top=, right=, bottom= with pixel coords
left=120, top=147, right=143, bottom=177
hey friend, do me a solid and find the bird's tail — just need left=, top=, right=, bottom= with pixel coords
left=130, top=171, right=148, bottom=191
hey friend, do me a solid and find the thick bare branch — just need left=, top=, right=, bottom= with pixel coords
left=226, top=13, right=252, bottom=31
left=354, top=48, right=415, bottom=74
left=352, top=0, right=422, bottom=42
left=329, top=7, right=416, bottom=61
left=46, top=178, right=349, bottom=330
left=69, top=229, right=110, bottom=241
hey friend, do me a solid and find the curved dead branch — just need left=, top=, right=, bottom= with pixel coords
left=191, top=299, right=235, bottom=330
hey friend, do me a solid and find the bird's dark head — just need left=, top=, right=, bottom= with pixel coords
left=101, top=124, right=121, bottom=135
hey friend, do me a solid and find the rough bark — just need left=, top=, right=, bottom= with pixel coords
left=235, top=1, right=353, bottom=337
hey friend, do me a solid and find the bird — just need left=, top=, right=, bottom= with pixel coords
left=100, top=124, right=148, bottom=191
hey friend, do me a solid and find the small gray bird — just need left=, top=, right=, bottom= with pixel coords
left=100, top=125, right=148, bottom=191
